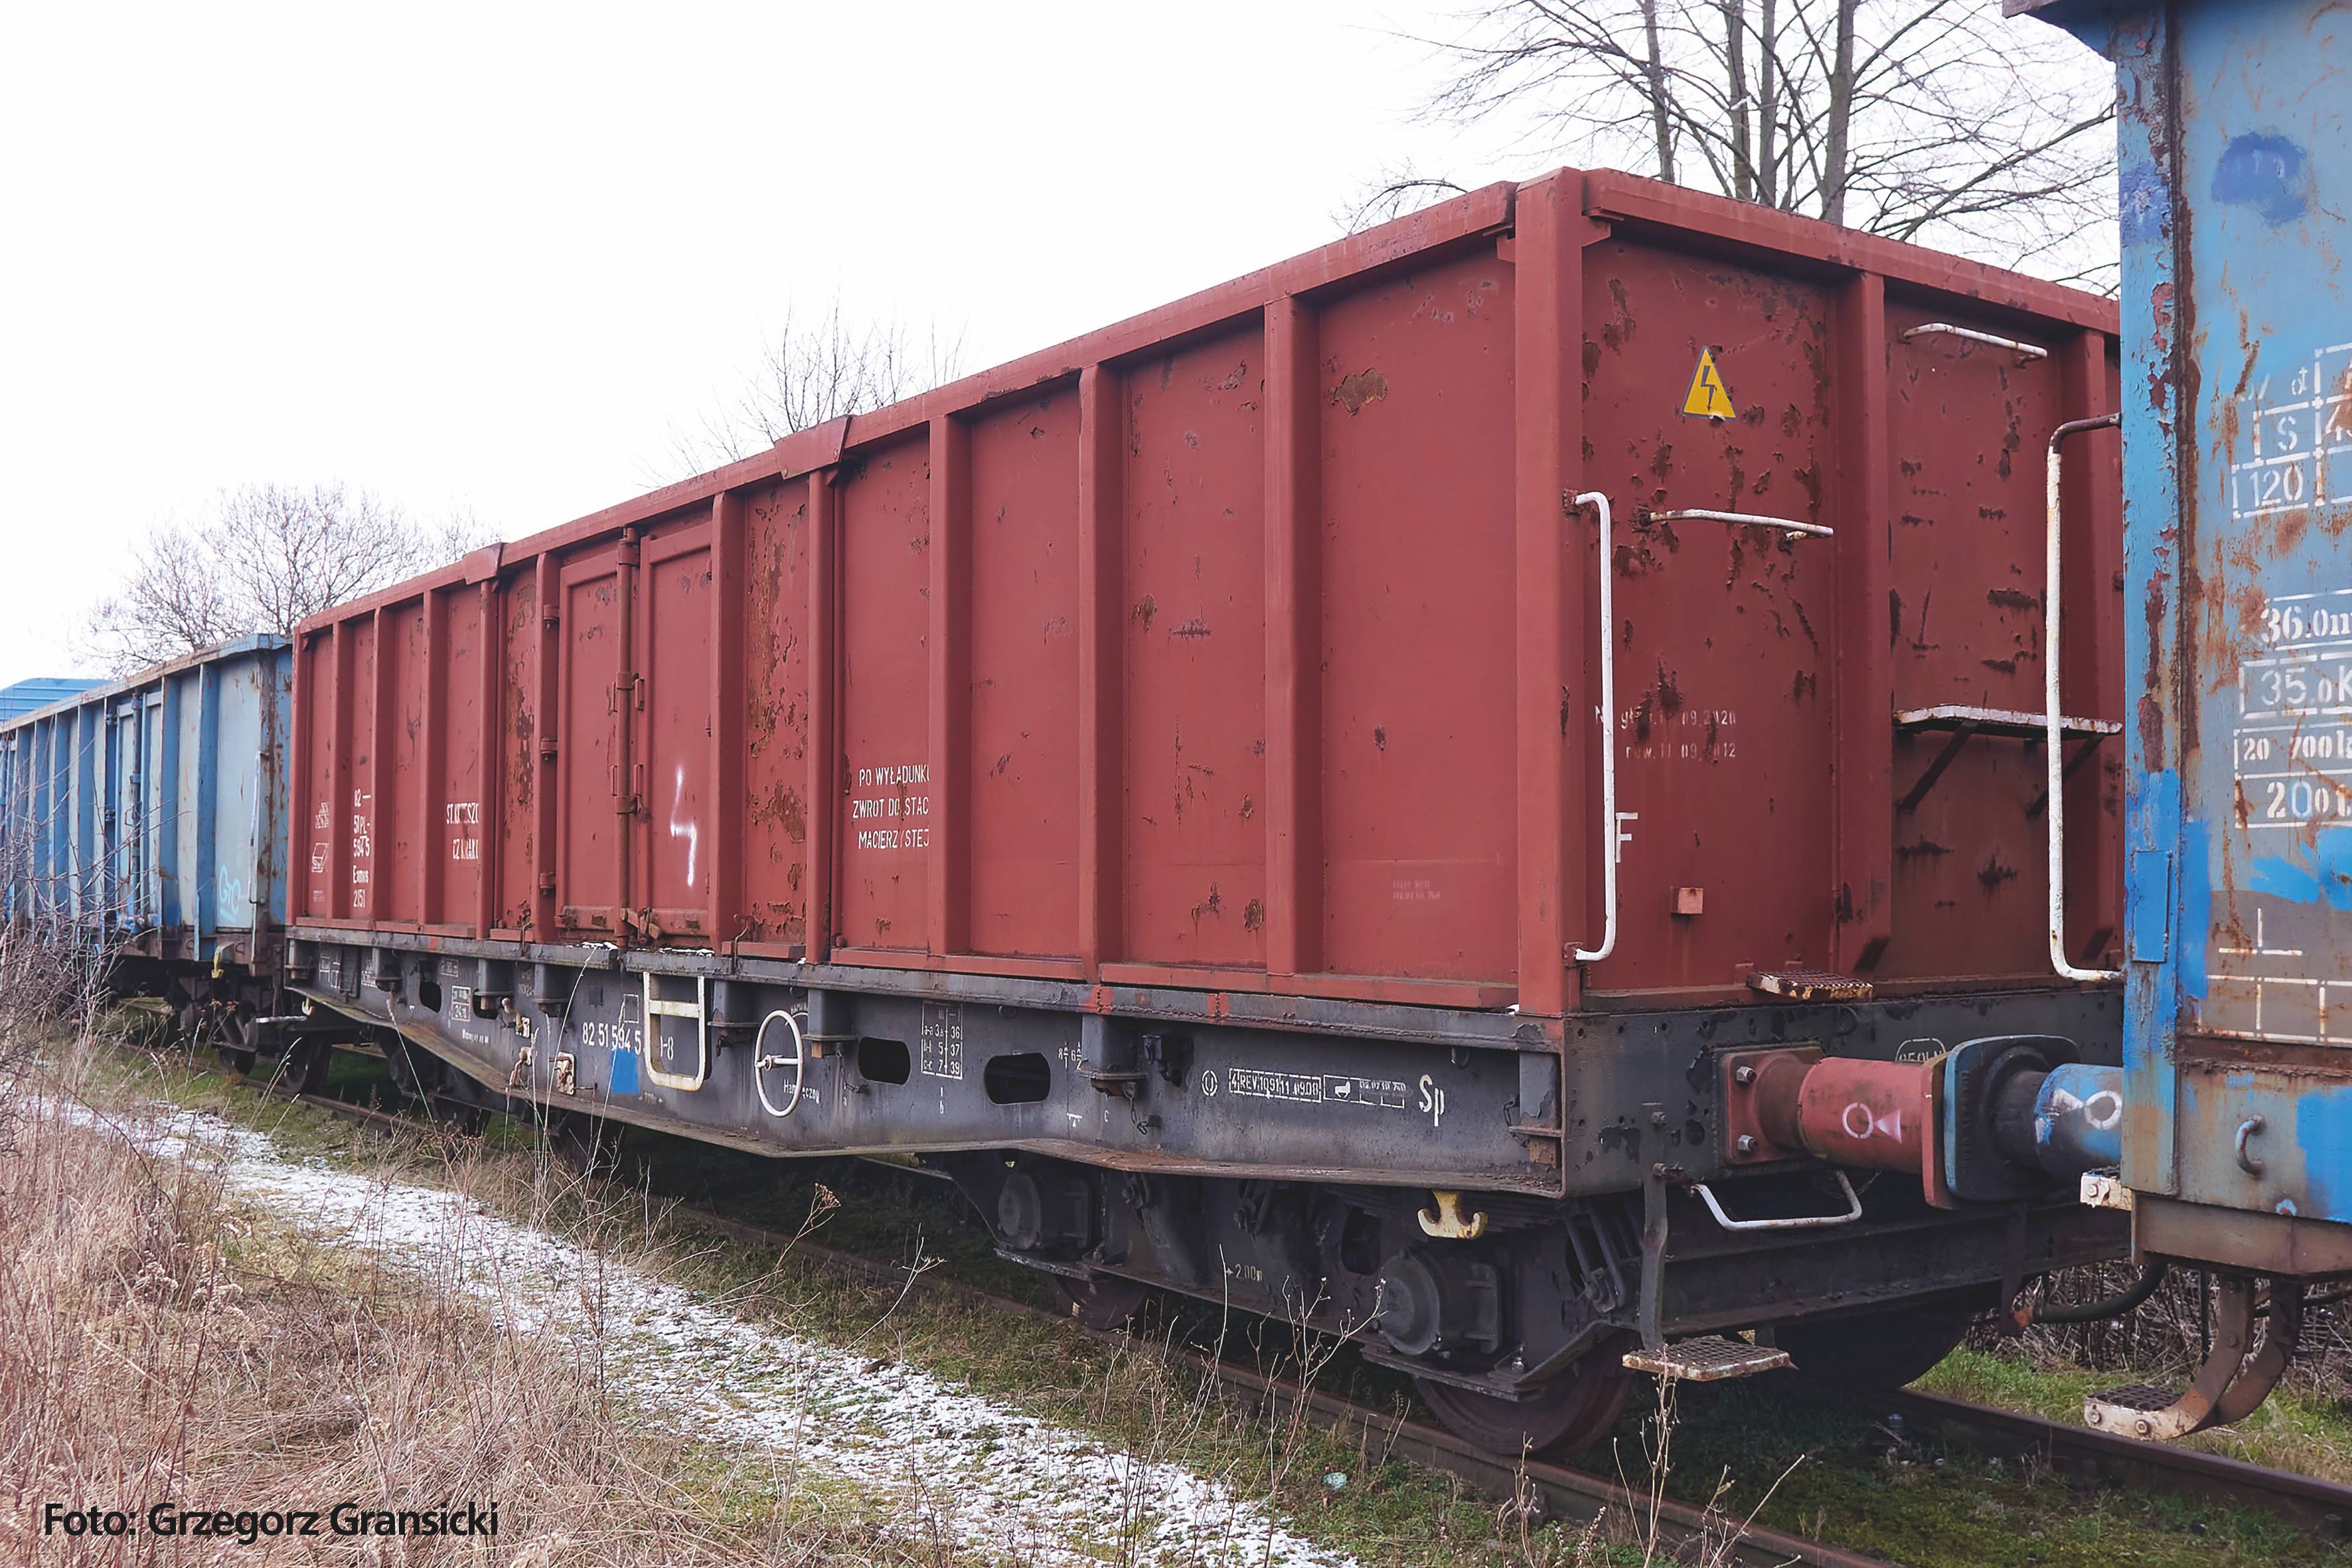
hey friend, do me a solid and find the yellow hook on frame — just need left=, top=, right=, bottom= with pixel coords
left=1417, top=1190, right=1489, bottom=1240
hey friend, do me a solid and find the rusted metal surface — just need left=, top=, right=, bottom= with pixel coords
left=2025, top=0, right=2352, bottom=1256
left=289, top=171, right=2122, bottom=1018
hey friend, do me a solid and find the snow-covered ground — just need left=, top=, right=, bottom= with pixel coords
left=70, top=1101, right=1358, bottom=1568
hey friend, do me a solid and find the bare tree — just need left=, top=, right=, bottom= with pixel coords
left=1363, top=1, right=2117, bottom=283
left=82, top=484, right=492, bottom=675
left=665, top=301, right=966, bottom=478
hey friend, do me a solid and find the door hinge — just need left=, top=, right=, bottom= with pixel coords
left=539, top=734, right=559, bottom=761
left=536, top=871, right=557, bottom=896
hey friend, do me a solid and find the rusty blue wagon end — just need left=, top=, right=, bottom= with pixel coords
left=0, top=635, right=291, bottom=983
left=2018, top=0, right=2352, bottom=1435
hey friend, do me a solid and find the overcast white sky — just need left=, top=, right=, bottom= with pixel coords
left=0, top=3, right=2108, bottom=690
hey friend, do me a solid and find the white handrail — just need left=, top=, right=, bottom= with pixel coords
left=2046, top=414, right=2122, bottom=982
left=1573, top=491, right=1618, bottom=964
left=1649, top=509, right=1834, bottom=538
left=1903, top=323, right=2051, bottom=360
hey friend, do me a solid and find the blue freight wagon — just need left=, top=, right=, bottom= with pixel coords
left=0, top=636, right=296, bottom=1054
left=2015, top=0, right=2352, bottom=1437
left=0, top=677, right=101, bottom=724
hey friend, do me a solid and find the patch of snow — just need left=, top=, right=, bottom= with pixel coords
left=65, top=1101, right=1359, bottom=1568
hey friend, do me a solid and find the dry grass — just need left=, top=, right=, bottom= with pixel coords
left=0, top=1032, right=948, bottom=1566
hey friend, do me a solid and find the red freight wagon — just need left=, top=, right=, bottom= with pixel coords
left=289, top=171, right=2130, bottom=1454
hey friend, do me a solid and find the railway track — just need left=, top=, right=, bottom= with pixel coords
left=251, top=1080, right=2352, bottom=1565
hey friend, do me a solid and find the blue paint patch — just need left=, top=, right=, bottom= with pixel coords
left=2211, top=132, right=2310, bottom=225
left=2295, top=1087, right=2352, bottom=1223
left=609, top=1046, right=640, bottom=1096
left=2250, top=829, right=2352, bottom=910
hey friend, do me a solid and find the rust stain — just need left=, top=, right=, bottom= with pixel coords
left=1601, top=278, right=1635, bottom=351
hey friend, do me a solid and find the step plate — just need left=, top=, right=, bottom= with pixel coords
left=1622, top=1336, right=1794, bottom=1382
left=1745, top=969, right=1875, bottom=1002
left=2085, top=1383, right=2203, bottom=1441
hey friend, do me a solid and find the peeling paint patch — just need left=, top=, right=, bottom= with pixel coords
left=1328, top=369, right=1389, bottom=416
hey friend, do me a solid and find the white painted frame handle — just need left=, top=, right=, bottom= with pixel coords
left=2046, top=414, right=2123, bottom=983
left=1572, top=491, right=1618, bottom=964
left=641, top=971, right=712, bottom=1090
left=1902, top=323, right=2051, bottom=360
left=1648, top=508, right=1834, bottom=539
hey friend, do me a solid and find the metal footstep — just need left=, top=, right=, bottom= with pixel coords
left=2084, top=1383, right=2199, bottom=1440
left=1621, top=1335, right=1792, bottom=1382
left=2083, top=1276, right=2302, bottom=1441
left=1745, top=967, right=1875, bottom=1002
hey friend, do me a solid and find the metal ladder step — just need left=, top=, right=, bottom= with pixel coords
left=1621, top=1335, right=1793, bottom=1382
left=2085, top=1382, right=2201, bottom=1441
left=1746, top=968, right=1875, bottom=1002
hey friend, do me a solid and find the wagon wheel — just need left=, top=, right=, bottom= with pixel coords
left=283, top=1035, right=333, bottom=1096
left=206, top=1009, right=256, bottom=1078
left=1416, top=1354, right=1631, bottom=1458
left=1052, top=1272, right=1153, bottom=1332
left=383, top=1036, right=487, bottom=1133
left=1778, top=1289, right=1989, bottom=1391
left=548, top=1112, right=625, bottom=1179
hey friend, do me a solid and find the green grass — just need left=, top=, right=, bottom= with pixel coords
left=1923, top=1347, right=2352, bottom=1485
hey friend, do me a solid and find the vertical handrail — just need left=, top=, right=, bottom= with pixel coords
left=1573, top=491, right=1618, bottom=964
left=2047, top=414, right=2122, bottom=982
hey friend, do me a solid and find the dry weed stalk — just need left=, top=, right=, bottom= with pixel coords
left=0, top=1008, right=933, bottom=1565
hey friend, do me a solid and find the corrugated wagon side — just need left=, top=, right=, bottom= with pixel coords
left=0, top=636, right=293, bottom=1034
left=285, top=170, right=2140, bottom=1454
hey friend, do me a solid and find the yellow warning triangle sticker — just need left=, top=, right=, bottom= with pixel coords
left=1682, top=349, right=1737, bottom=420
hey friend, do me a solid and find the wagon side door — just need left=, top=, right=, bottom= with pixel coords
left=633, top=516, right=716, bottom=943
left=556, top=548, right=629, bottom=936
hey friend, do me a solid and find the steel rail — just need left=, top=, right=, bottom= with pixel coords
left=1884, top=1387, right=2351, bottom=1541
left=255, top=1081, right=2352, bottom=1553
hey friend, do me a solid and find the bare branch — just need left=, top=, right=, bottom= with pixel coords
left=81, top=486, right=496, bottom=676
left=1336, top=167, right=1471, bottom=234
left=1403, top=0, right=2118, bottom=284
left=665, top=301, right=967, bottom=479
